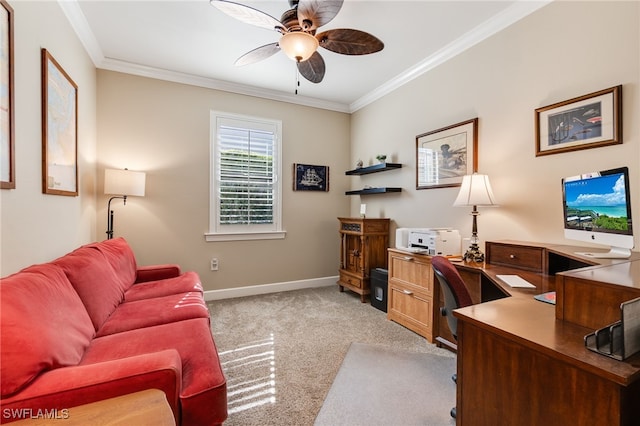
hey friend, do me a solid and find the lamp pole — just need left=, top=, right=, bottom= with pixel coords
left=106, top=195, right=127, bottom=239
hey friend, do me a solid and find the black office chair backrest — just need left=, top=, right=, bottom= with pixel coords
left=431, top=256, right=473, bottom=340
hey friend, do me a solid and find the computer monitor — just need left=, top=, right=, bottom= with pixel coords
left=562, top=166, right=634, bottom=258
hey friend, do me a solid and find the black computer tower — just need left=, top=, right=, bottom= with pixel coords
left=370, top=268, right=388, bottom=312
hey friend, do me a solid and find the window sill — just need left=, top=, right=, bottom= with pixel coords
left=204, top=230, right=286, bottom=242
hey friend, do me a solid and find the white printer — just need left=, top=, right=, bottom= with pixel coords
left=396, top=228, right=461, bottom=256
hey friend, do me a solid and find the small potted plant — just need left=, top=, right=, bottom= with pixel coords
left=376, top=154, right=387, bottom=164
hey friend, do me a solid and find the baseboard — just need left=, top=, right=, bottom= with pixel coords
left=204, top=276, right=338, bottom=301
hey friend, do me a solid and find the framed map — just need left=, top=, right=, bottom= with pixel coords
left=1, top=0, right=14, bottom=189
left=41, top=48, right=78, bottom=196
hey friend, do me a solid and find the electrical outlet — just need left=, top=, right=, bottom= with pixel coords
left=210, top=258, right=219, bottom=271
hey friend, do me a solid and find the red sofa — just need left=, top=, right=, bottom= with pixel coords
left=0, top=238, right=227, bottom=425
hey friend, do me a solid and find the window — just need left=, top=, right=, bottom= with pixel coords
left=206, top=111, right=284, bottom=241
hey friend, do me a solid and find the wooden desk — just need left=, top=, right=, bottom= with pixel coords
left=452, top=241, right=640, bottom=426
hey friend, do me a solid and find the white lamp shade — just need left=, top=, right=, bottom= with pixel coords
left=279, top=31, right=319, bottom=62
left=453, top=174, right=497, bottom=207
left=104, top=169, right=146, bottom=196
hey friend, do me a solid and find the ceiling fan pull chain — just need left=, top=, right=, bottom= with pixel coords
left=295, top=65, right=300, bottom=95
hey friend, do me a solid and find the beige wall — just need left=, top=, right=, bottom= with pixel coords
left=97, top=71, right=351, bottom=291
left=0, top=1, right=97, bottom=276
left=3, top=1, right=639, bottom=293
left=350, top=1, right=640, bottom=252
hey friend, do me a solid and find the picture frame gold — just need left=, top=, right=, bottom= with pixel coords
left=416, top=118, right=478, bottom=189
left=41, top=48, right=78, bottom=196
left=535, top=86, right=622, bottom=156
left=1, top=0, right=14, bottom=189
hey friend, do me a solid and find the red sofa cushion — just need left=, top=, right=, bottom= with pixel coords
left=88, top=238, right=137, bottom=290
left=0, top=264, right=95, bottom=398
left=135, top=264, right=181, bottom=283
left=96, top=291, right=210, bottom=337
left=124, top=272, right=203, bottom=302
left=83, top=318, right=227, bottom=425
left=53, top=246, right=126, bottom=330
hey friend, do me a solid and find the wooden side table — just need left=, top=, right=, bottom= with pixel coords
left=10, top=389, right=175, bottom=426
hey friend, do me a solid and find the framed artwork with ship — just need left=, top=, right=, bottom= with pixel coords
left=293, top=163, right=329, bottom=192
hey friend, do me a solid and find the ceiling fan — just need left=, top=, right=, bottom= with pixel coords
left=209, top=0, right=384, bottom=84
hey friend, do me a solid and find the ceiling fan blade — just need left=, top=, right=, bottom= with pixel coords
left=297, top=51, right=325, bottom=83
left=297, top=0, right=343, bottom=32
left=210, top=0, right=285, bottom=32
left=235, top=42, right=280, bottom=66
left=317, top=29, right=384, bottom=55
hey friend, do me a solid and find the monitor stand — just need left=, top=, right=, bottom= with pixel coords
left=575, top=246, right=632, bottom=259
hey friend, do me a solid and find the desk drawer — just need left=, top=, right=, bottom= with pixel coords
left=486, top=242, right=544, bottom=272
left=339, top=271, right=363, bottom=289
left=388, top=252, right=432, bottom=294
left=388, top=283, right=433, bottom=341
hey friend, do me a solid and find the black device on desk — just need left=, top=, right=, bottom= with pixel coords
left=584, top=296, right=640, bottom=360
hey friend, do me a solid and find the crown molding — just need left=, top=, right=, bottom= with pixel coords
left=58, top=0, right=104, bottom=65
left=60, top=0, right=551, bottom=115
left=349, top=0, right=552, bottom=112
left=99, top=58, right=351, bottom=113
left=58, top=0, right=351, bottom=113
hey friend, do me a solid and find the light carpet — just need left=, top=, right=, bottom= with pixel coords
left=314, top=342, right=457, bottom=426
left=208, top=286, right=455, bottom=425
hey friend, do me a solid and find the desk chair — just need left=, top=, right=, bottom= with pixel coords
left=431, top=256, right=473, bottom=419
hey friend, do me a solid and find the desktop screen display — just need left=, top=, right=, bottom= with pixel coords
left=562, top=167, right=633, bottom=258
left=563, top=167, right=631, bottom=235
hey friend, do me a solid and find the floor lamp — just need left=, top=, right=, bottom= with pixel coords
left=104, top=168, right=146, bottom=239
left=453, top=173, right=497, bottom=263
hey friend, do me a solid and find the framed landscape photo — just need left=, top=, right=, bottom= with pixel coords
left=416, top=118, right=478, bottom=189
left=535, top=85, right=622, bottom=156
left=42, top=48, right=78, bottom=196
left=293, top=163, right=329, bottom=192
left=1, top=0, right=14, bottom=189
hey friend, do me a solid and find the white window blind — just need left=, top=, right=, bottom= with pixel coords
left=218, top=125, right=274, bottom=225
left=207, top=112, right=284, bottom=241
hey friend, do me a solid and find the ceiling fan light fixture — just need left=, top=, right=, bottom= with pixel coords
left=279, top=31, right=318, bottom=62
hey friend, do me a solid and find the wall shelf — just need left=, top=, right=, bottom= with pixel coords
left=345, top=162, right=402, bottom=175
left=345, top=162, right=403, bottom=195
left=345, top=187, right=402, bottom=195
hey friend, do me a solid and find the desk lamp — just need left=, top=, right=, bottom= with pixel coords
left=104, top=168, right=146, bottom=239
left=453, top=173, right=497, bottom=263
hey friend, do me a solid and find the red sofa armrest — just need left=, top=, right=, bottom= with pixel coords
left=135, top=264, right=182, bottom=283
left=0, top=350, right=182, bottom=424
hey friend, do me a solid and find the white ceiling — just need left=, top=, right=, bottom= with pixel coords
left=61, top=0, right=550, bottom=112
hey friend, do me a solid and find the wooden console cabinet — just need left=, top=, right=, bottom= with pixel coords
left=337, top=217, right=389, bottom=302
left=387, top=249, right=435, bottom=342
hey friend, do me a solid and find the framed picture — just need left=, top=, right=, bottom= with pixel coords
left=416, top=118, right=478, bottom=189
left=293, top=163, right=329, bottom=192
left=1, top=0, right=14, bottom=189
left=42, top=48, right=78, bottom=196
left=535, top=85, right=622, bottom=156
